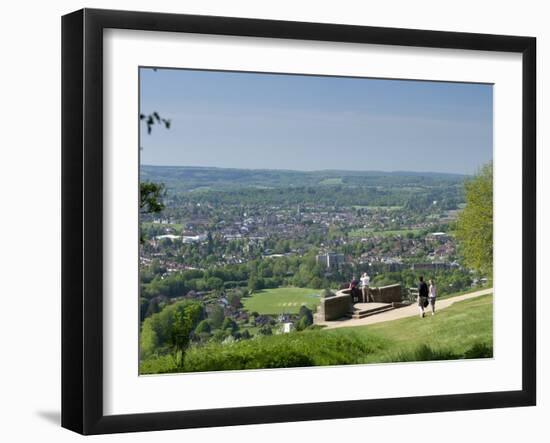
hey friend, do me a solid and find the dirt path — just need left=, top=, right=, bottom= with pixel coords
left=319, top=288, right=493, bottom=330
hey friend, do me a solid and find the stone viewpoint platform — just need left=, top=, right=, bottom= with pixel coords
left=348, top=302, right=397, bottom=319
left=314, top=284, right=405, bottom=323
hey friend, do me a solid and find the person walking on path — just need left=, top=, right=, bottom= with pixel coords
left=360, top=272, right=371, bottom=303
left=428, top=279, right=437, bottom=316
left=417, top=276, right=429, bottom=318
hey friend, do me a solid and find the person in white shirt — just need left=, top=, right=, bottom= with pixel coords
left=360, top=273, right=371, bottom=303
left=428, top=279, right=437, bottom=315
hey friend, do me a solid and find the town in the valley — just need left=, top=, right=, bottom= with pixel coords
left=139, top=166, right=485, bottom=344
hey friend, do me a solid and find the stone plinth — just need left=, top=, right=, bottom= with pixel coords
left=315, top=284, right=402, bottom=322
left=316, top=290, right=352, bottom=321
left=369, top=284, right=402, bottom=303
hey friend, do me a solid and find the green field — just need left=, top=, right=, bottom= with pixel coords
left=242, top=287, right=321, bottom=315
left=319, top=177, right=344, bottom=185
left=141, top=222, right=184, bottom=231
left=141, top=294, right=493, bottom=374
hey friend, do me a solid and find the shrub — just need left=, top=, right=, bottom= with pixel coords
left=197, top=332, right=211, bottom=343
left=183, top=340, right=314, bottom=372
left=178, top=328, right=386, bottom=373
left=208, top=305, right=225, bottom=328
left=195, top=319, right=211, bottom=334
left=295, top=305, right=313, bottom=331
left=139, top=354, right=177, bottom=374
left=383, top=342, right=493, bottom=363
left=222, top=317, right=238, bottom=332
left=258, top=325, right=272, bottom=336
left=464, top=342, right=493, bottom=359
left=296, top=316, right=311, bottom=331
left=212, top=329, right=229, bottom=342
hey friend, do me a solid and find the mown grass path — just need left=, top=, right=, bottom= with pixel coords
left=319, top=288, right=493, bottom=329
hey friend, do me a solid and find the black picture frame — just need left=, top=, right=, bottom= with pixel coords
left=62, top=8, right=536, bottom=435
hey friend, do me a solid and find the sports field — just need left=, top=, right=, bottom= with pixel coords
left=242, top=287, right=321, bottom=315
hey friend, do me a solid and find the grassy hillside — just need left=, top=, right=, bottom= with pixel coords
left=242, top=287, right=320, bottom=315
left=140, top=294, right=493, bottom=374
left=357, top=294, right=493, bottom=361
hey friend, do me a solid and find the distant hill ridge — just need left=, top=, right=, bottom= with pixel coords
left=141, top=164, right=468, bottom=178
left=140, top=164, right=467, bottom=193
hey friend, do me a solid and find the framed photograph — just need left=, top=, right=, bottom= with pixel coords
left=61, top=8, right=536, bottom=435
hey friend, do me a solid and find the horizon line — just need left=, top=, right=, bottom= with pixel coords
left=140, top=163, right=472, bottom=176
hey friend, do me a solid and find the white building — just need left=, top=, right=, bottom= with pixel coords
left=316, top=252, right=345, bottom=269
left=281, top=322, right=294, bottom=334
left=155, top=234, right=181, bottom=241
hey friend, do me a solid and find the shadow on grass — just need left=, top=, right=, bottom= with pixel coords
left=383, top=342, right=493, bottom=363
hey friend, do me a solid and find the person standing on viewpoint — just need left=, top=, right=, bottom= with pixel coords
left=360, top=272, right=371, bottom=303
left=349, top=275, right=361, bottom=304
left=417, top=276, right=429, bottom=318
left=428, top=279, right=437, bottom=316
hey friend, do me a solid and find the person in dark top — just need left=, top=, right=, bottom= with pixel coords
left=349, top=275, right=361, bottom=304
left=417, top=276, right=429, bottom=318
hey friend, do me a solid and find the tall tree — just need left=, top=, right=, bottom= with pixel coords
left=455, top=162, right=493, bottom=278
left=209, top=305, right=225, bottom=329
left=169, top=302, right=203, bottom=368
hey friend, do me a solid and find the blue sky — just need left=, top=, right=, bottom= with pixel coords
left=139, top=68, right=493, bottom=174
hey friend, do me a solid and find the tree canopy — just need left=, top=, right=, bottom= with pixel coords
left=455, top=162, right=493, bottom=277
left=140, top=299, right=203, bottom=368
left=140, top=181, right=166, bottom=214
